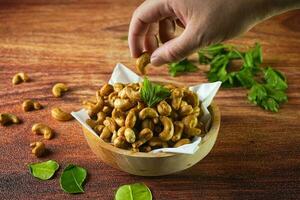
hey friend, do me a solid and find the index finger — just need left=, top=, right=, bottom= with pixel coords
left=128, top=0, right=174, bottom=57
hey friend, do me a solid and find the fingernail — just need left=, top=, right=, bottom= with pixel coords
left=151, top=55, right=164, bottom=66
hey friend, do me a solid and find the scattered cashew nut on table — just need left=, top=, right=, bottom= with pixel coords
left=0, top=113, right=21, bottom=126
left=52, top=83, right=68, bottom=97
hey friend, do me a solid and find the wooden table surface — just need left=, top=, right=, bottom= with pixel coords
left=0, top=1, right=299, bottom=199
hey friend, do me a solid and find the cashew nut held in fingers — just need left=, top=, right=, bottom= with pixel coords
left=139, top=107, right=158, bottom=120
left=148, top=137, right=169, bottom=148
left=22, top=100, right=43, bottom=112
left=52, top=83, right=68, bottom=97
left=136, top=52, right=150, bottom=75
left=172, top=121, right=184, bottom=142
left=0, top=113, right=21, bottom=126
left=99, top=83, right=114, bottom=97
left=171, top=88, right=183, bottom=110
left=157, top=100, right=172, bottom=116
left=32, top=123, right=54, bottom=140
left=30, top=141, right=46, bottom=157
left=132, top=128, right=153, bottom=148
left=174, top=138, right=191, bottom=148
left=12, top=72, right=30, bottom=85
left=124, top=127, right=136, bottom=143
left=51, top=107, right=73, bottom=121
left=112, top=108, right=125, bottom=127
left=125, top=109, right=137, bottom=128
left=159, top=116, right=174, bottom=141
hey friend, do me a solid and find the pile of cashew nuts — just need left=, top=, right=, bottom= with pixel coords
left=84, top=82, right=205, bottom=152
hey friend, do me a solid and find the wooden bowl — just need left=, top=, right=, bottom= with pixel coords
left=82, top=102, right=221, bottom=176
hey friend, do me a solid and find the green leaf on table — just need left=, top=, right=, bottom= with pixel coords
left=168, top=59, right=198, bottom=77
left=115, top=183, right=152, bottom=200
left=140, top=77, right=171, bottom=107
left=28, top=160, right=59, bottom=180
left=60, top=164, right=87, bottom=194
left=264, top=67, right=287, bottom=90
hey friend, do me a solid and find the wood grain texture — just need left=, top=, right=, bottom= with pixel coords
left=0, top=1, right=299, bottom=199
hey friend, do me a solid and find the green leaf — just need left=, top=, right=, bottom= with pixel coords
left=28, top=160, right=59, bottom=180
left=264, top=67, right=288, bottom=90
left=140, top=77, right=171, bottom=107
left=261, top=97, right=279, bottom=112
left=236, top=68, right=256, bottom=88
left=168, top=59, right=198, bottom=77
left=248, top=84, right=267, bottom=103
left=60, top=164, right=87, bottom=194
left=115, top=183, right=152, bottom=200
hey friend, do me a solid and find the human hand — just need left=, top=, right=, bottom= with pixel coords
left=128, top=0, right=299, bottom=66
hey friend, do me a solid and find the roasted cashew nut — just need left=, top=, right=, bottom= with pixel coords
left=99, top=83, right=114, bottom=96
left=30, top=141, right=46, bottom=157
left=172, top=121, right=184, bottom=142
left=113, top=135, right=128, bottom=149
left=125, top=109, right=137, bottom=128
left=108, top=92, right=118, bottom=107
left=183, top=90, right=199, bottom=108
left=100, top=126, right=112, bottom=140
left=184, top=127, right=202, bottom=137
left=117, top=126, right=126, bottom=137
left=141, top=119, right=155, bottom=130
left=112, top=108, right=125, bottom=127
left=103, top=117, right=117, bottom=133
left=157, top=100, right=172, bottom=116
left=94, top=125, right=105, bottom=135
left=114, top=98, right=133, bottom=111
left=182, top=114, right=198, bottom=128
left=0, top=113, right=21, bottom=126
left=140, top=145, right=152, bottom=152
left=136, top=52, right=150, bottom=75
left=174, top=138, right=191, bottom=148
left=124, top=127, right=136, bottom=143
left=125, top=86, right=141, bottom=101
left=22, top=100, right=43, bottom=112
left=83, top=98, right=104, bottom=117
left=96, top=111, right=106, bottom=124
left=113, top=83, right=124, bottom=92
left=52, top=83, right=68, bottom=97
left=86, top=119, right=98, bottom=129
left=12, top=72, right=30, bottom=85
left=159, top=116, right=174, bottom=141
left=132, top=128, right=153, bottom=148
left=51, top=107, right=73, bottom=121
left=148, top=137, right=168, bottom=148
left=139, top=107, right=158, bottom=120
left=32, top=123, right=54, bottom=140
left=171, top=88, right=183, bottom=110
left=179, top=104, right=194, bottom=116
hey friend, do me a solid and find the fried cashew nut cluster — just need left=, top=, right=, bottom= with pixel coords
left=83, top=82, right=205, bottom=152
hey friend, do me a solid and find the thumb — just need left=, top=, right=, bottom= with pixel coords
left=150, top=25, right=201, bottom=66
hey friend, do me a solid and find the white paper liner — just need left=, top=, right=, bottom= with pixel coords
left=71, top=63, right=221, bottom=155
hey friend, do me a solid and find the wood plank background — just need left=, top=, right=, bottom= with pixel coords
left=0, top=0, right=299, bottom=199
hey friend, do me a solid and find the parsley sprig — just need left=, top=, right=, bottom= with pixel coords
left=140, top=77, right=171, bottom=107
left=198, top=43, right=288, bottom=112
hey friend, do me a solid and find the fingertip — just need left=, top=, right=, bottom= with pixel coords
left=150, top=54, right=165, bottom=66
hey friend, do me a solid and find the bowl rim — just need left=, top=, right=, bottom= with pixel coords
left=83, top=101, right=221, bottom=158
